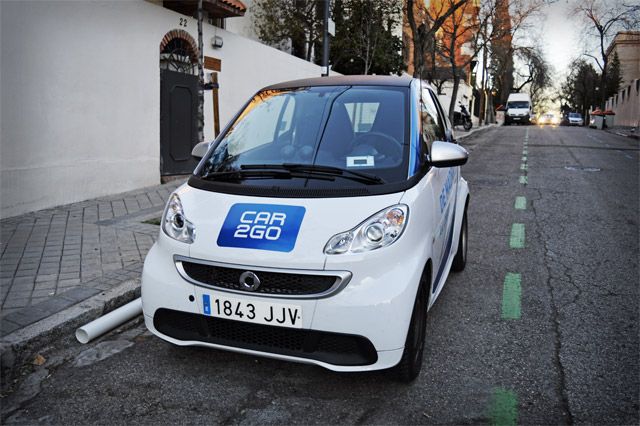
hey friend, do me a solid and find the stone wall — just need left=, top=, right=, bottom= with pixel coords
left=605, top=79, right=640, bottom=128
left=1, top=1, right=332, bottom=218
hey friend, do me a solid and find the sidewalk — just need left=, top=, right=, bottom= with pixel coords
left=0, top=179, right=184, bottom=338
left=455, top=122, right=498, bottom=141
left=604, top=125, right=639, bottom=140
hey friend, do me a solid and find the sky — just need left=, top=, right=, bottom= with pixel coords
left=539, top=0, right=584, bottom=79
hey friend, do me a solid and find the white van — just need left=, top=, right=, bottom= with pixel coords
left=505, top=93, right=533, bottom=125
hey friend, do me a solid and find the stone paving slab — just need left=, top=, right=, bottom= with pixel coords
left=0, top=179, right=185, bottom=333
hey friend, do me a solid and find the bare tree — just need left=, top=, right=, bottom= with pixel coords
left=486, top=0, right=545, bottom=104
left=406, top=0, right=468, bottom=79
left=574, top=0, right=640, bottom=108
left=512, top=45, right=550, bottom=106
left=433, top=0, right=544, bottom=121
left=433, top=0, right=481, bottom=120
left=348, top=0, right=402, bottom=74
left=253, top=0, right=320, bottom=61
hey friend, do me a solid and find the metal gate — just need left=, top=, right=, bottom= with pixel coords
left=160, top=69, right=199, bottom=176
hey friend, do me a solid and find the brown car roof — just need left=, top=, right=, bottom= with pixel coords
left=263, top=75, right=413, bottom=90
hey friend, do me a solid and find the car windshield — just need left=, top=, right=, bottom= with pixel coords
left=569, top=113, right=581, bottom=118
left=507, top=101, right=529, bottom=109
left=196, top=85, right=409, bottom=190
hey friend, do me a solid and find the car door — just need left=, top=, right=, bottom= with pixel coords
left=422, top=88, right=458, bottom=294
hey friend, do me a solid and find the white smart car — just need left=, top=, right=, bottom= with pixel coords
left=142, top=75, right=469, bottom=381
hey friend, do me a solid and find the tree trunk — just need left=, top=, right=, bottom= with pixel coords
left=449, top=73, right=460, bottom=123
left=479, top=23, right=488, bottom=126
left=599, top=29, right=608, bottom=109
left=447, top=25, right=459, bottom=123
left=428, top=35, right=436, bottom=83
left=406, top=0, right=422, bottom=78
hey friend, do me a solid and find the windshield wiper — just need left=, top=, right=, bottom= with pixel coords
left=201, top=169, right=293, bottom=181
left=201, top=168, right=335, bottom=182
left=242, top=163, right=386, bottom=185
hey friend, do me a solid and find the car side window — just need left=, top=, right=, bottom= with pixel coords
left=429, top=90, right=452, bottom=140
left=420, top=88, right=446, bottom=152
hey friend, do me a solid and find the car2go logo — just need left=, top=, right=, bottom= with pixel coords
left=217, top=204, right=306, bottom=252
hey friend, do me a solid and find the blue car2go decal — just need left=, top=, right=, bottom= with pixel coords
left=217, top=204, right=306, bottom=252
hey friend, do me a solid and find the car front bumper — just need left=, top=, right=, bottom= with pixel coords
left=141, top=235, right=425, bottom=372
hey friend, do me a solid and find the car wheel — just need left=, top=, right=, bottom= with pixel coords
left=395, top=267, right=429, bottom=382
left=452, top=208, right=467, bottom=272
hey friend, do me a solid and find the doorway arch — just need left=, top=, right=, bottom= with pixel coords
left=159, top=29, right=199, bottom=176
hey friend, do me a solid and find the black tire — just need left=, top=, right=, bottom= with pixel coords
left=452, top=208, right=468, bottom=272
left=395, top=268, right=429, bottom=382
left=463, top=120, right=472, bottom=131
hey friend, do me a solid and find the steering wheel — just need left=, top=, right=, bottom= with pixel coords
left=352, top=132, right=403, bottom=162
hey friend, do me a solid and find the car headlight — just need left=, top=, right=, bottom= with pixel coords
left=162, top=193, right=195, bottom=243
left=324, top=205, right=408, bottom=254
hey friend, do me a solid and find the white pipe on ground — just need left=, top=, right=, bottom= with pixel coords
left=75, top=298, right=142, bottom=344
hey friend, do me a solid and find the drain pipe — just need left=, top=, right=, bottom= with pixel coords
left=76, top=298, right=143, bottom=344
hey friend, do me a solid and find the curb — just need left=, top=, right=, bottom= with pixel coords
left=0, top=279, right=140, bottom=386
left=604, top=128, right=639, bottom=140
left=456, top=123, right=498, bottom=141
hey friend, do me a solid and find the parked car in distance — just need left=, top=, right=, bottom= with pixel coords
left=141, top=75, right=470, bottom=382
left=504, top=93, right=533, bottom=125
left=568, top=112, right=584, bottom=126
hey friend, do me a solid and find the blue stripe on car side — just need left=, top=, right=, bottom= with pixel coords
left=432, top=203, right=457, bottom=294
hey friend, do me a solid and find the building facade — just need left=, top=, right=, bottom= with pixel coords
left=604, top=31, right=640, bottom=128
left=606, top=31, right=640, bottom=88
left=1, top=0, right=333, bottom=218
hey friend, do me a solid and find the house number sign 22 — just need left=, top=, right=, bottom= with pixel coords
left=179, top=18, right=188, bottom=27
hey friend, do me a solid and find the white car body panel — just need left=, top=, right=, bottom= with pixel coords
left=142, top=171, right=469, bottom=371
left=141, top=77, right=470, bottom=372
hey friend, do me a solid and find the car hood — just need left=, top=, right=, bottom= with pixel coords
left=177, top=184, right=404, bottom=270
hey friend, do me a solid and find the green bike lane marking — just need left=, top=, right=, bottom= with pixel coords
left=489, top=388, right=518, bottom=426
left=510, top=223, right=525, bottom=248
left=488, top=130, right=526, bottom=423
left=501, top=273, right=522, bottom=319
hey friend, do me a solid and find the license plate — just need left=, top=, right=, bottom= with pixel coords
left=513, top=117, right=521, bottom=120
left=202, top=293, right=302, bottom=328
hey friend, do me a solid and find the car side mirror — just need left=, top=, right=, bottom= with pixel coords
left=430, top=141, right=468, bottom=168
left=191, top=141, right=211, bottom=160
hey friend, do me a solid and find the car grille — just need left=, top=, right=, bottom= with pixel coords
left=153, top=308, right=378, bottom=366
left=179, top=260, right=338, bottom=296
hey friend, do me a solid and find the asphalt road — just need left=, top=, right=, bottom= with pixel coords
left=2, top=125, right=638, bottom=425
